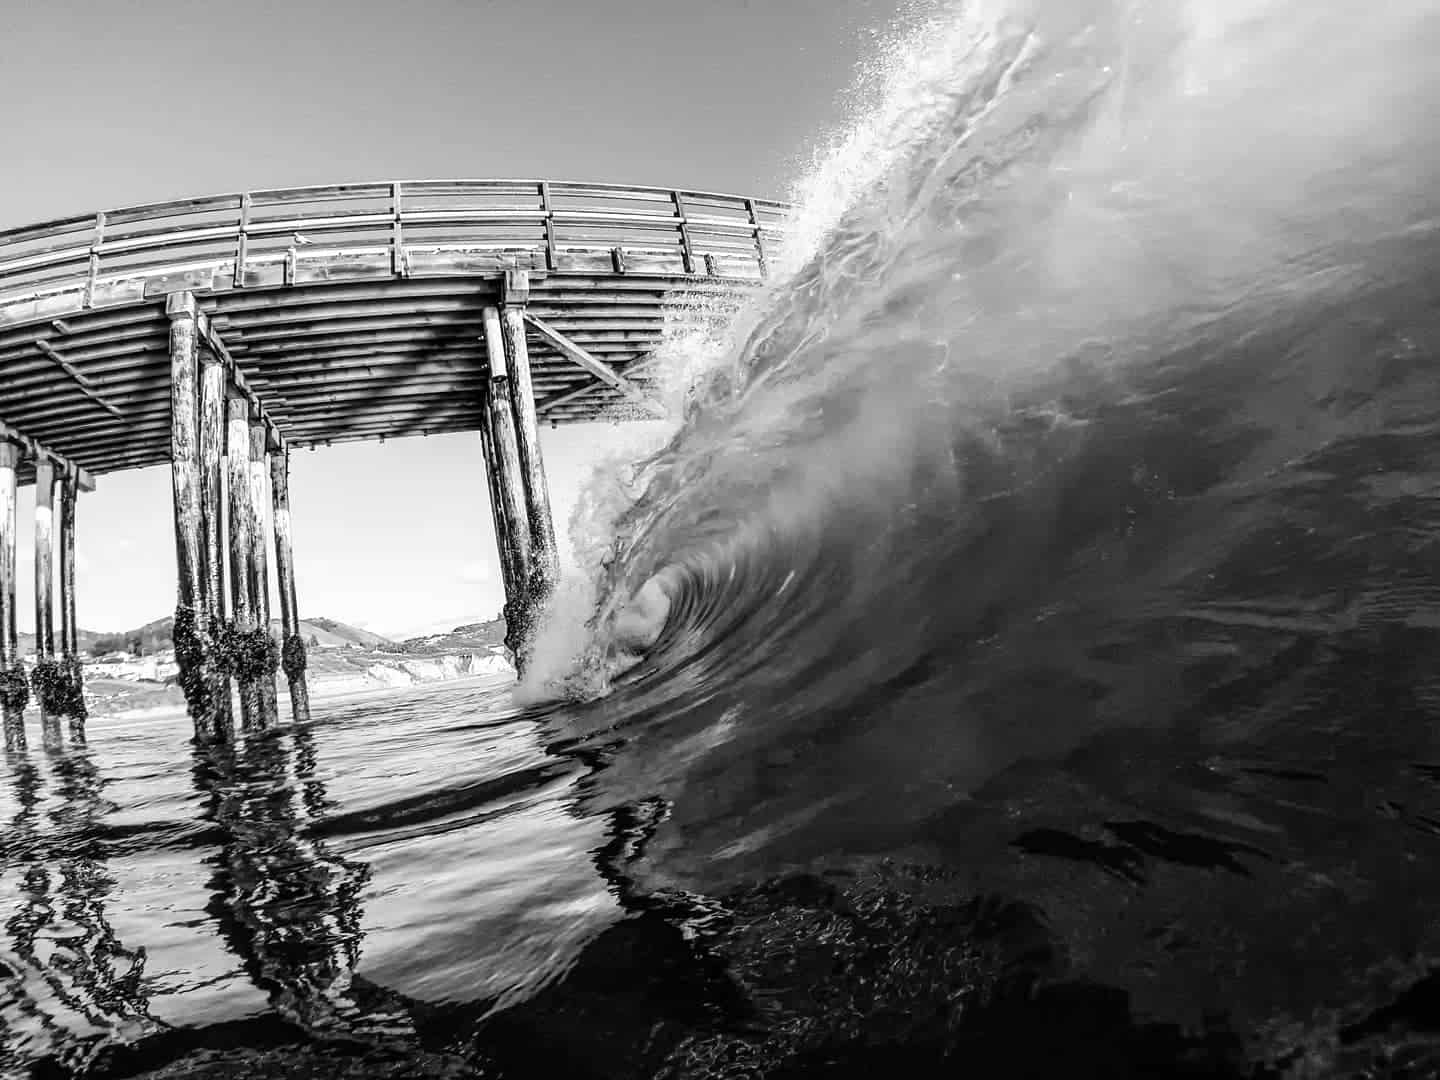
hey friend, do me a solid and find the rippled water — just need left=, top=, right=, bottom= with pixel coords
left=9, top=0, right=1440, bottom=1075
left=0, top=681, right=620, bottom=1076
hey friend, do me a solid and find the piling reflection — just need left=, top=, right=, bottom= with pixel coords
left=0, top=748, right=154, bottom=1073
left=190, top=726, right=413, bottom=1045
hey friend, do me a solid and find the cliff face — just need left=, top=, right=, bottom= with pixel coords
left=361, top=652, right=514, bottom=688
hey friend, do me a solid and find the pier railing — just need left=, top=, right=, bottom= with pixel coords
left=0, top=179, right=789, bottom=310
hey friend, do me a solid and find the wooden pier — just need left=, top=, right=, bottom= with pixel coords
left=0, top=179, right=785, bottom=740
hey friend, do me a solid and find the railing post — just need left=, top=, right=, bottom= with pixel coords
left=84, top=211, right=105, bottom=310
left=33, top=456, right=59, bottom=746
left=746, top=197, right=768, bottom=279
left=540, top=182, right=557, bottom=271
left=391, top=181, right=407, bottom=278
left=233, top=192, right=251, bottom=289
left=270, top=446, right=310, bottom=723
left=672, top=190, right=698, bottom=274
left=0, top=440, right=23, bottom=751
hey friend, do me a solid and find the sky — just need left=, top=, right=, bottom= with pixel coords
left=1, top=0, right=904, bottom=637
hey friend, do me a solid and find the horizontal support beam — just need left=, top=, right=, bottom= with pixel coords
left=0, top=419, right=97, bottom=490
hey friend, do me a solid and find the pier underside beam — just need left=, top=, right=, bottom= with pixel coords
left=480, top=304, right=533, bottom=664
left=270, top=447, right=309, bottom=723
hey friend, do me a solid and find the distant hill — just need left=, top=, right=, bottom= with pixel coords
left=71, top=615, right=398, bottom=657
left=301, top=618, right=399, bottom=651
left=399, top=618, right=507, bottom=655
left=19, top=626, right=108, bottom=657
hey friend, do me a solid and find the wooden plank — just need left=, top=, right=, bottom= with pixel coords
left=523, top=313, right=666, bottom=417
left=0, top=212, right=97, bottom=247
left=240, top=212, right=393, bottom=236
left=0, top=243, right=93, bottom=277
left=392, top=179, right=545, bottom=197
left=141, top=267, right=229, bottom=298
left=380, top=208, right=544, bottom=226
left=98, top=223, right=237, bottom=253
left=0, top=310, right=165, bottom=354
left=103, top=193, right=244, bottom=227
left=0, top=440, right=21, bottom=751
left=248, top=182, right=393, bottom=205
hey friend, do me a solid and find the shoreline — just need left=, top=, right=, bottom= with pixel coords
left=45, top=649, right=517, bottom=722
left=92, top=669, right=520, bottom=723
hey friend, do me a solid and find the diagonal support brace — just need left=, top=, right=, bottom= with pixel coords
left=521, top=313, right=667, bottom=419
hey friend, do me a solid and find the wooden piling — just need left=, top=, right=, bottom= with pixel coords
left=481, top=305, right=534, bottom=664
left=199, top=349, right=233, bottom=738
left=169, top=292, right=219, bottom=739
left=59, top=465, right=85, bottom=742
left=270, top=448, right=310, bottom=723
left=500, top=271, right=560, bottom=606
left=226, top=395, right=262, bottom=730
left=249, top=423, right=278, bottom=726
left=0, top=440, right=23, bottom=751
left=34, top=456, right=59, bottom=746
left=169, top=295, right=204, bottom=617
left=476, top=416, right=519, bottom=610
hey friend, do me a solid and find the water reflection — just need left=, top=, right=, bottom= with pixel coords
left=0, top=682, right=618, bottom=1075
left=0, top=748, right=155, bottom=1073
left=190, top=727, right=413, bottom=1045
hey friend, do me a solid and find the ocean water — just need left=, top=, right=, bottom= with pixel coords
left=9, top=0, right=1440, bottom=1074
